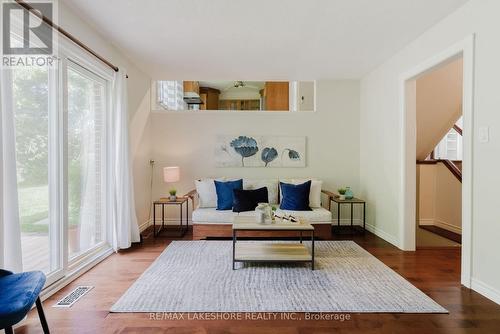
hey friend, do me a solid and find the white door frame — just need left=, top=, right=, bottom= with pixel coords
left=399, top=35, right=475, bottom=288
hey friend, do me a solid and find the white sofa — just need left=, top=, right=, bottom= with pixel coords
left=188, top=178, right=335, bottom=239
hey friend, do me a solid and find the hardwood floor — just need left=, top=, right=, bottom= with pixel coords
left=15, top=227, right=500, bottom=334
left=419, top=225, right=462, bottom=244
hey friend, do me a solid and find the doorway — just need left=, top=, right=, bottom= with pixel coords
left=400, top=36, right=474, bottom=287
left=414, top=57, right=463, bottom=248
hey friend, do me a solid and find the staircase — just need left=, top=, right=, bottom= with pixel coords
left=415, top=58, right=463, bottom=246
left=416, top=124, right=462, bottom=245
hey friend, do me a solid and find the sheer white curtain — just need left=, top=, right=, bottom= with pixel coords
left=78, top=95, right=97, bottom=251
left=109, top=69, right=140, bottom=251
left=0, top=68, right=23, bottom=272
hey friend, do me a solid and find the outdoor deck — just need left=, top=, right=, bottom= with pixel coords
left=21, top=234, right=50, bottom=273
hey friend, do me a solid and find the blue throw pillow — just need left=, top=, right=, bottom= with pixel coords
left=279, top=181, right=312, bottom=211
left=214, top=179, right=243, bottom=210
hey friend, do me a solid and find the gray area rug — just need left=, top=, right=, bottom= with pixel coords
left=111, top=241, right=446, bottom=313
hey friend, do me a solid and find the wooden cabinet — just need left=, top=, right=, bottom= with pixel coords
left=264, top=81, right=289, bottom=111
left=199, top=87, right=220, bottom=110
left=219, top=99, right=260, bottom=111
left=183, top=81, right=200, bottom=94
left=199, top=93, right=208, bottom=110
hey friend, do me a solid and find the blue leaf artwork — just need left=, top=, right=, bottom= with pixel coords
left=261, top=147, right=278, bottom=167
left=216, top=135, right=305, bottom=168
left=230, top=136, right=258, bottom=166
left=281, top=148, right=301, bottom=162
left=287, top=149, right=300, bottom=160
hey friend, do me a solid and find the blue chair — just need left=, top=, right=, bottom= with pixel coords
left=0, top=269, right=50, bottom=334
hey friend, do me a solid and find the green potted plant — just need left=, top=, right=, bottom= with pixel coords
left=271, top=205, right=278, bottom=222
left=338, top=188, right=347, bottom=200
left=169, top=189, right=177, bottom=201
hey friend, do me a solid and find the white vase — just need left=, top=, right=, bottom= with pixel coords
left=255, top=203, right=270, bottom=224
left=339, top=195, right=346, bottom=200
left=255, top=210, right=265, bottom=224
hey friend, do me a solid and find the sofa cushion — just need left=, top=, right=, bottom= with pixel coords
left=215, top=179, right=243, bottom=210
left=292, top=179, right=322, bottom=208
left=192, top=207, right=331, bottom=224
left=237, top=210, right=258, bottom=218
left=282, top=178, right=322, bottom=208
left=233, top=187, right=268, bottom=213
left=195, top=179, right=219, bottom=208
left=192, top=208, right=236, bottom=223
left=279, top=181, right=311, bottom=211
left=243, top=179, right=279, bottom=204
left=276, top=207, right=332, bottom=223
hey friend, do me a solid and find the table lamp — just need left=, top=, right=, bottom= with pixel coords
left=163, top=166, right=180, bottom=201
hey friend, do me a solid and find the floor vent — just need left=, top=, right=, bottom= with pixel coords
left=53, top=286, right=93, bottom=308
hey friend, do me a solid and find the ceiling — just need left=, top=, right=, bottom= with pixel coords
left=62, top=0, right=469, bottom=80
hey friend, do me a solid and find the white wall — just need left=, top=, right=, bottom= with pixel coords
left=360, top=0, right=500, bottom=303
left=58, top=2, right=152, bottom=226
left=416, top=164, right=436, bottom=224
left=151, top=80, right=360, bottom=218
left=417, top=164, right=462, bottom=233
left=434, top=164, right=462, bottom=232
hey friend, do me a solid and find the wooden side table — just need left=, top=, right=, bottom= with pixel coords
left=329, top=196, right=366, bottom=233
left=153, top=197, right=188, bottom=237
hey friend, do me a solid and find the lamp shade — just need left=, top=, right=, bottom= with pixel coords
left=163, top=166, right=180, bottom=183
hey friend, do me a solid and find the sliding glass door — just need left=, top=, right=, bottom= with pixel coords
left=13, top=66, right=62, bottom=282
left=66, top=61, right=107, bottom=261
left=11, top=53, right=112, bottom=286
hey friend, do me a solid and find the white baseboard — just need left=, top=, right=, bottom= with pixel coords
left=9, top=248, right=114, bottom=331
left=434, top=219, right=462, bottom=234
left=40, top=247, right=113, bottom=301
left=332, top=218, right=364, bottom=226
left=418, top=219, right=435, bottom=225
left=365, top=222, right=401, bottom=248
left=471, top=278, right=500, bottom=306
left=418, top=219, right=462, bottom=234
left=139, top=219, right=192, bottom=232
left=139, top=219, right=152, bottom=232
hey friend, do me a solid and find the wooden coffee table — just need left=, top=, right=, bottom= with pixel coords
left=232, top=216, right=315, bottom=270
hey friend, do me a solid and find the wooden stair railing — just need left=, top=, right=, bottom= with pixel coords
left=453, top=124, right=463, bottom=136
left=417, top=159, right=462, bottom=183
left=421, top=123, right=463, bottom=182
left=441, top=159, right=462, bottom=183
